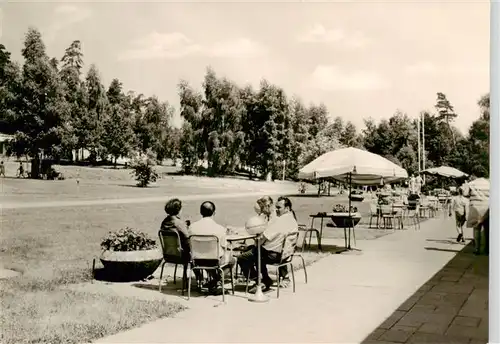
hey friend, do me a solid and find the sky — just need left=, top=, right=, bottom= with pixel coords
left=1, top=0, right=490, bottom=134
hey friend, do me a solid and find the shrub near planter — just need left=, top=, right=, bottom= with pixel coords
left=99, top=227, right=163, bottom=282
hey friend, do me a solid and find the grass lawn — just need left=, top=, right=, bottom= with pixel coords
left=1, top=173, right=399, bottom=344
left=0, top=163, right=298, bottom=205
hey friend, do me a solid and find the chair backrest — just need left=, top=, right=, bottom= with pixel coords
left=189, top=235, right=220, bottom=261
left=379, top=204, right=393, bottom=214
left=369, top=202, right=378, bottom=214
left=402, top=195, right=409, bottom=205
left=158, top=229, right=183, bottom=262
left=281, top=231, right=299, bottom=261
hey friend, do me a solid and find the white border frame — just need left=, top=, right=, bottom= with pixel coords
left=490, top=1, right=499, bottom=343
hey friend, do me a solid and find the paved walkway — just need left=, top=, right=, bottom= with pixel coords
left=363, top=242, right=488, bottom=344
left=92, top=216, right=488, bottom=343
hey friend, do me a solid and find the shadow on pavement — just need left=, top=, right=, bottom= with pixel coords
left=425, top=247, right=464, bottom=253
left=299, top=243, right=346, bottom=254
left=93, top=267, right=157, bottom=283
left=361, top=242, right=489, bottom=344
left=284, top=193, right=339, bottom=198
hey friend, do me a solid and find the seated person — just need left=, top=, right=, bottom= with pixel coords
left=238, top=196, right=299, bottom=292
left=254, top=196, right=276, bottom=222
left=160, top=198, right=191, bottom=262
left=189, top=201, right=235, bottom=293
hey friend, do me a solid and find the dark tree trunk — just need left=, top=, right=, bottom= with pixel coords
left=30, top=155, right=41, bottom=179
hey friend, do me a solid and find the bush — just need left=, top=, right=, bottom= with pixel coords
left=130, top=152, right=158, bottom=187
left=332, top=204, right=358, bottom=213
left=100, top=227, right=158, bottom=252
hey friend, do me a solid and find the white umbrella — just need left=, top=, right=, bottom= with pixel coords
left=298, top=147, right=408, bottom=249
left=298, top=147, right=408, bottom=185
left=422, top=166, right=468, bottom=179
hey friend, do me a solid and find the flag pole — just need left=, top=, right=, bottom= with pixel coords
left=417, top=115, right=421, bottom=173
left=422, top=112, right=426, bottom=184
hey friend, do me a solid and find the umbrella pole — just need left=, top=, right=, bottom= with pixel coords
left=348, top=173, right=352, bottom=216
left=348, top=173, right=352, bottom=250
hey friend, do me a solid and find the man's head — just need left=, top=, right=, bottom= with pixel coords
left=200, top=201, right=216, bottom=218
left=164, top=198, right=182, bottom=216
left=276, top=196, right=292, bottom=217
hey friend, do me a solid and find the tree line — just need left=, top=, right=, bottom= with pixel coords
left=0, top=28, right=490, bottom=180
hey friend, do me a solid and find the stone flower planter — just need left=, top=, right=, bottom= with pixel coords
left=100, top=248, right=163, bottom=282
left=349, top=194, right=365, bottom=202
left=330, top=214, right=362, bottom=228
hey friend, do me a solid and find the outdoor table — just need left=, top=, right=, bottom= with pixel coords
left=226, top=231, right=267, bottom=302
left=309, top=212, right=362, bottom=252
left=227, top=233, right=257, bottom=253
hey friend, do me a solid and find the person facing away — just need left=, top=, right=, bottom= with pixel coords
left=0, top=161, right=5, bottom=177
left=17, top=162, right=24, bottom=177
left=160, top=198, right=191, bottom=263
left=189, top=201, right=235, bottom=292
left=449, top=188, right=468, bottom=243
left=238, top=196, right=299, bottom=292
left=253, top=195, right=276, bottom=222
left=462, top=177, right=490, bottom=255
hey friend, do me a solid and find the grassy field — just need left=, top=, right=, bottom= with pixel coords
left=1, top=162, right=299, bottom=205
left=0, top=166, right=397, bottom=344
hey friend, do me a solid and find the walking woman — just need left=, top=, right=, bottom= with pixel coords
left=449, top=188, right=468, bottom=243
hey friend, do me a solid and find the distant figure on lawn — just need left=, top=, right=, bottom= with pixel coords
left=0, top=161, right=5, bottom=177
left=16, top=162, right=24, bottom=178
left=449, top=188, right=468, bottom=243
left=189, top=201, right=235, bottom=294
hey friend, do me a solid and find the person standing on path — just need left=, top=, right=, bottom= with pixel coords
left=449, top=188, right=468, bottom=243
left=462, top=177, right=490, bottom=255
left=0, top=161, right=5, bottom=177
left=16, top=162, right=24, bottom=178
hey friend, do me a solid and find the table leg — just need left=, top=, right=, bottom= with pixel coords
left=347, top=224, right=351, bottom=250
left=309, top=217, right=315, bottom=249
left=352, top=224, right=356, bottom=247
left=336, top=226, right=349, bottom=254
left=319, top=217, right=324, bottom=251
left=248, top=239, right=269, bottom=303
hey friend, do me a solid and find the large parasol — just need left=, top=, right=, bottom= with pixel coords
left=421, top=166, right=468, bottom=179
left=298, top=147, right=408, bottom=185
left=298, top=147, right=409, bottom=229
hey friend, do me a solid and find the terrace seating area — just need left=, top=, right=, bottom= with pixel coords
left=149, top=189, right=454, bottom=302
left=157, top=226, right=308, bottom=301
